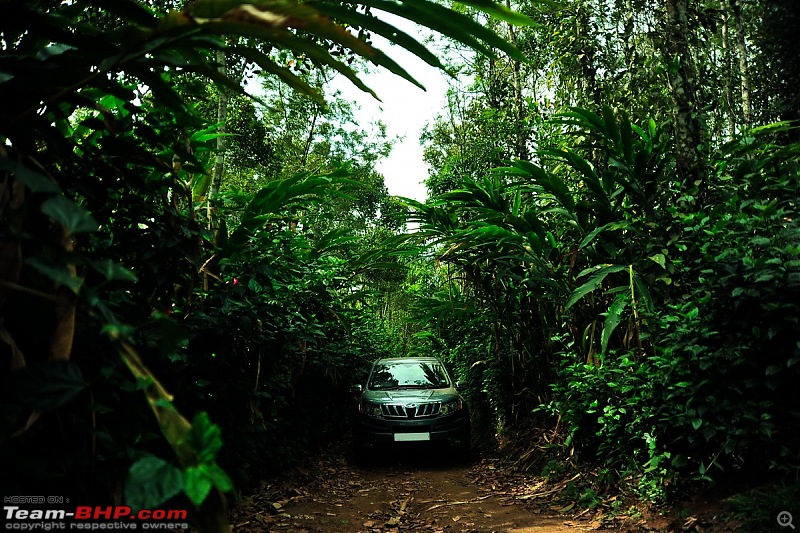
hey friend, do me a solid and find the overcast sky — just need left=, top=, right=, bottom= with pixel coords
left=329, top=16, right=451, bottom=202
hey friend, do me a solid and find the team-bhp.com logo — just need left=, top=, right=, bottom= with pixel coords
left=6, top=506, right=187, bottom=521
left=4, top=500, right=189, bottom=530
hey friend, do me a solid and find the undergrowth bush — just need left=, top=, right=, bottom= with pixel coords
left=544, top=352, right=675, bottom=502
left=541, top=127, right=800, bottom=502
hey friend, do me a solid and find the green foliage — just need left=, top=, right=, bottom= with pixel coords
left=565, top=265, right=628, bottom=311
left=1, top=0, right=537, bottom=528
left=544, top=354, right=676, bottom=502
left=4, top=0, right=798, bottom=519
left=123, top=412, right=233, bottom=510
left=654, top=148, right=800, bottom=477
left=8, top=362, right=86, bottom=412
left=126, top=455, right=185, bottom=511
left=410, top=103, right=800, bottom=503
left=178, top=175, right=405, bottom=478
left=409, top=108, right=673, bottom=421
left=407, top=0, right=800, bottom=511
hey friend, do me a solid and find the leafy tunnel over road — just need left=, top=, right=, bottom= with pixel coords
left=3, top=2, right=799, bottom=532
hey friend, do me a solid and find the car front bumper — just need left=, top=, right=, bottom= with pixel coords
left=353, top=410, right=470, bottom=447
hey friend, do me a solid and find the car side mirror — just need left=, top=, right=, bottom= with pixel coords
left=455, top=381, right=467, bottom=391
left=350, top=384, right=363, bottom=394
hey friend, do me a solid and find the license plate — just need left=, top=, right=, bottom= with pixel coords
left=394, top=432, right=430, bottom=442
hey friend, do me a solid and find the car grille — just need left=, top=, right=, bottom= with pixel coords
left=381, top=402, right=440, bottom=419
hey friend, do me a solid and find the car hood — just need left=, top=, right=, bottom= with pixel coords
left=362, top=388, right=458, bottom=403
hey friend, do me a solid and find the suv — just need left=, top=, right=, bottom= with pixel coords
left=350, top=357, right=470, bottom=453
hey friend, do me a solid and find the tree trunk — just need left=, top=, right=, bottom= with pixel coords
left=663, top=0, right=705, bottom=193
left=301, top=107, right=320, bottom=167
left=727, top=0, right=752, bottom=128
left=719, top=0, right=737, bottom=135
left=205, top=50, right=228, bottom=291
left=209, top=49, right=228, bottom=210
left=575, top=4, right=601, bottom=108
left=511, top=55, right=527, bottom=160
left=506, top=0, right=528, bottom=161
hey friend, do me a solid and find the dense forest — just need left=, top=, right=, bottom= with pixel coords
left=1, top=0, right=799, bottom=531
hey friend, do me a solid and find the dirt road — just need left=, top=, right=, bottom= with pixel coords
left=232, top=445, right=597, bottom=532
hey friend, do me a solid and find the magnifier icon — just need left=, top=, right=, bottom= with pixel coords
left=779, top=511, right=795, bottom=529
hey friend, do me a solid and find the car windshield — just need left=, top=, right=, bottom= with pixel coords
left=368, top=361, right=450, bottom=390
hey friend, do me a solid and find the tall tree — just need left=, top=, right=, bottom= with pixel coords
left=210, top=50, right=229, bottom=205
left=725, top=0, right=752, bottom=128
left=663, top=0, right=705, bottom=191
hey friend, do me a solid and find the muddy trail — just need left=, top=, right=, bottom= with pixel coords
left=230, top=444, right=676, bottom=533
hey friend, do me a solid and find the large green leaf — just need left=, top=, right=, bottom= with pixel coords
left=565, top=264, right=627, bottom=311
left=310, top=4, right=444, bottom=70
left=558, top=107, right=605, bottom=132
left=162, top=0, right=538, bottom=98
left=495, top=160, right=575, bottom=211
left=544, top=148, right=604, bottom=198
left=340, top=0, right=533, bottom=61
left=40, top=196, right=98, bottom=235
left=125, top=455, right=185, bottom=511
left=231, top=45, right=325, bottom=101
left=458, top=0, right=559, bottom=24
left=185, top=412, right=224, bottom=463
left=631, top=268, right=654, bottom=313
left=10, top=361, right=86, bottom=411
left=578, top=221, right=630, bottom=250
left=184, top=466, right=214, bottom=507
left=0, top=159, right=61, bottom=194
left=601, top=292, right=629, bottom=356
left=25, top=258, right=84, bottom=292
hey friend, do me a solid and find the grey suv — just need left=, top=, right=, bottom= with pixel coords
left=351, top=357, right=470, bottom=453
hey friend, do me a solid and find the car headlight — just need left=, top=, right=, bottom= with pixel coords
left=440, top=399, right=463, bottom=416
left=359, top=401, right=383, bottom=418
